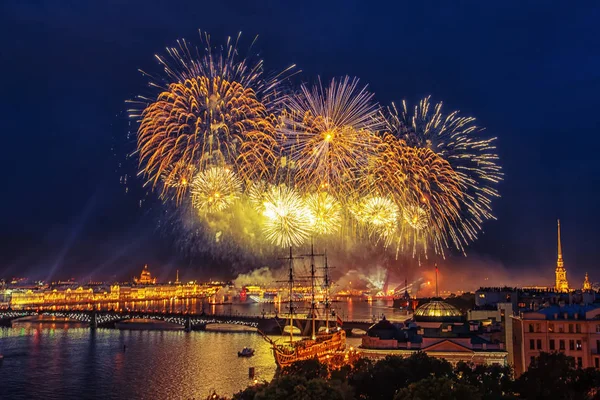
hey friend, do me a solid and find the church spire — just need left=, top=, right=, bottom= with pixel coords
left=557, top=219, right=563, bottom=267
left=555, top=219, right=569, bottom=292
left=583, top=273, right=592, bottom=291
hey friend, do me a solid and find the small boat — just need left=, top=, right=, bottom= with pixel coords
left=238, top=347, right=255, bottom=357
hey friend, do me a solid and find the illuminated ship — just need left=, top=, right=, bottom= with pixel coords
left=262, top=246, right=346, bottom=368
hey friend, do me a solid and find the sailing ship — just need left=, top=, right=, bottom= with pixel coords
left=261, top=246, right=346, bottom=368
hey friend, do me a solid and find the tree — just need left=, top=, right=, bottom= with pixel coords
left=347, top=353, right=454, bottom=400
left=393, top=377, right=481, bottom=400
left=233, top=381, right=269, bottom=400
left=402, top=352, right=454, bottom=384
left=280, top=358, right=329, bottom=380
left=455, top=362, right=515, bottom=399
left=253, top=375, right=345, bottom=400
left=515, top=352, right=600, bottom=399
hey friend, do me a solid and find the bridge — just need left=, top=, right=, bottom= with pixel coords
left=0, top=309, right=374, bottom=335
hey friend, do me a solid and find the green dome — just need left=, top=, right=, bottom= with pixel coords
left=414, top=301, right=462, bottom=322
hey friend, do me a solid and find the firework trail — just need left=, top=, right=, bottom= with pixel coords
left=278, top=76, right=384, bottom=200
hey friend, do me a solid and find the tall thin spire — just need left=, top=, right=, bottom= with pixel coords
left=435, top=263, right=439, bottom=298
left=555, top=219, right=569, bottom=292
left=557, top=219, right=563, bottom=267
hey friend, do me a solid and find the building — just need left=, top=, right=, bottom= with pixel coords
left=583, top=273, right=592, bottom=291
left=511, top=304, right=600, bottom=376
left=475, top=220, right=597, bottom=313
left=134, top=265, right=156, bottom=285
left=360, top=300, right=507, bottom=366
left=468, top=302, right=515, bottom=365
left=555, top=220, right=570, bottom=292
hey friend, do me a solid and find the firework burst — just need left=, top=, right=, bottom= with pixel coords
left=261, top=184, right=312, bottom=248
left=351, top=195, right=399, bottom=245
left=160, top=161, right=197, bottom=196
left=190, top=166, right=242, bottom=214
left=305, top=191, right=342, bottom=236
left=128, top=31, right=503, bottom=265
left=279, top=76, right=384, bottom=199
left=377, top=97, right=503, bottom=256
left=129, top=32, right=293, bottom=203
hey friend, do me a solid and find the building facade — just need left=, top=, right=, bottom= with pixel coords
left=361, top=301, right=507, bottom=366
left=511, top=305, right=600, bottom=375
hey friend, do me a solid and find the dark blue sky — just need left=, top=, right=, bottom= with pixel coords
left=1, top=1, right=599, bottom=282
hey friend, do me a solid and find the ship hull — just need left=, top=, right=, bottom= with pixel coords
left=271, top=330, right=346, bottom=368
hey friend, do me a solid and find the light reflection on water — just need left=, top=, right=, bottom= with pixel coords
left=0, top=325, right=277, bottom=399
left=0, top=300, right=398, bottom=399
left=29, top=298, right=405, bottom=323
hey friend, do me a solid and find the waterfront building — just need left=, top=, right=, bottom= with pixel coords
left=6, top=281, right=221, bottom=309
left=134, top=264, right=156, bottom=285
left=511, top=304, right=600, bottom=376
left=555, top=220, right=570, bottom=292
left=360, top=300, right=507, bottom=366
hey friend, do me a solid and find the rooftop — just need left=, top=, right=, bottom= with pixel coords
left=414, top=301, right=463, bottom=322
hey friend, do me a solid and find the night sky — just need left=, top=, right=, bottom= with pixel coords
left=2, top=1, right=600, bottom=283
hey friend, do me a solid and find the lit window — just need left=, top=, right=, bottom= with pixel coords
left=549, top=323, right=554, bottom=333
left=576, top=340, right=582, bottom=351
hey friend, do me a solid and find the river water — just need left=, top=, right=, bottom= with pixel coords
left=0, top=300, right=403, bottom=399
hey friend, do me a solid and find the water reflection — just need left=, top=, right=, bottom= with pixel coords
left=0, top=300, right=404, bottom=399
left=24, top=298, right=403, bottom=322
left=0, top=326, right=277, bottom=399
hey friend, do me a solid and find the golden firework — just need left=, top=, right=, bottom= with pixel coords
left=190, top=167, right=242, bottom=214
left=129, top=33, right=292, bottom=203
left=160, top=161, right=197, bottom=195
left=279, top=76, right=383, bottom=199
left=380, top=97, right=503, bottom=256
left=128, top=32, right=502, bottom=260
left=305, top=191, right=342, bottom=235
left=261, top=185, right=311, bottom=248
left=137, top=76, right=276, bottom=201
left=351, top=195, right=399, bottom=245
left=402, top=204, right=428, bottom=230
left=365, top=131, right=474, bottom=256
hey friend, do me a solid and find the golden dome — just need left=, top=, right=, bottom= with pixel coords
left=414, top=301, right=462, bottom=322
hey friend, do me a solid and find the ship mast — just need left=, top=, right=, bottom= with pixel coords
left=302, top=242, right=325, bottom=340
left=324, top=254, right=330, bottom=333
left=278, top=247, right=304, bottom=343
left=287, top=247, right=294, bottom=343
